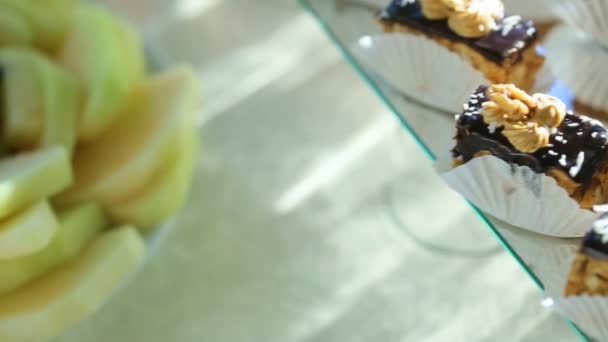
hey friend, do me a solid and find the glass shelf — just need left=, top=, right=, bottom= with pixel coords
left=298, top=0, right=590, bottom=340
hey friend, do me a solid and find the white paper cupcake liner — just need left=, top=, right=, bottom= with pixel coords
left=554, top=0, right=608, bottom=48
left=536, top=249, right=577, bottom=297
left=544, top=24, right=608, bottom=113
left=550, top=295, right=608, bottom=341
left=504, top=0, right=558, bottom=21
left=436, top=154, right=600, bottom=237
left=352, top=33, right=487, bottom=113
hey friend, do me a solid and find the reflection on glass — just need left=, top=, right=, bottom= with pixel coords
left=298, top=0, right=591, bottom=340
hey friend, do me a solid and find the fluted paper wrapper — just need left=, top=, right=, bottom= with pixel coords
left=436, top=154, right=600, bottom=237
left=555, top=0, right=608, bottom=48
left=536, top=249, right=576, bottom=297
left=545, top=25, right=608, bottom=113
left=550, top=296, right=608, bottom=341
left=352, top=34, right=487, bottom=113
left=352, top=33, right=553, bottom=113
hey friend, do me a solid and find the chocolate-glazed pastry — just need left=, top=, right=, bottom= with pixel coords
left=378, top=0, right=545, bottom=90
left=565, top=214, right=608, bottom=296
left=452, top=84, right=608, bottom=209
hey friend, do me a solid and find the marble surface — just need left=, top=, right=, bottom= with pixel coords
left=56, top=1, right=577, bottom=341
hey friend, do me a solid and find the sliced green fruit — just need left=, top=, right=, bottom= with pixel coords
left=110, top=121, right=199, bottom=229
left=0, top=0, right=76, bottom=51
left=38, top=53, right=81, bottom=153
left=58, top=66, right=201, bottom=208
left=29, top=0, right=80, bottom=7
left=0, top=201, right=57, bottom=260
left=112, top=14, right=146, bottom=85
left=0, top=8, right=33, bottom=46
left=0, top=202, right=106, bottom=294
left=54, top=203, right=108, bottom=263
left=0, top=48, right=43, bottom=149
left=0, top=47, right=80, bottom=152
left=60, top=5, right=145, bottom=141
left=0, top=226, right=145, bottom=342
left=0, top=146, right=72, bottom=219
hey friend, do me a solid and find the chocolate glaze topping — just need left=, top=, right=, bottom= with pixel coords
left=583, top=214, right=608, bottom=259
left=378, top=0, right=538, bottom=64
left=453, top=86, right=608, bottom=187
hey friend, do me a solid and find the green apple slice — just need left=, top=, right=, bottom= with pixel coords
left=0, top=201, right=57, bottom=260
left=53, top=203, right=109, bottom=263
left=0, top=0, right=75, bottom=52
left=0, top=8, right=32, bottom=46
left=0, top=146, right=72, bottom=219
left=29, top=0, right=79, bottom=8
left=112, top=14, right=146, bottom=87
left=0, top=47, right=80, bottom=152
left=0, top=226, right=145, bottom=342
left=110, top=120, right=199, bottom=229
left=0, top=202, right=107, bottom=294
left=0, top=48, right=43, bottom=149
left=60, top=5, right=145, bottom=141
left=38, top=52, right=81, bottom=153
left=58, top=66, right=201, bottom=207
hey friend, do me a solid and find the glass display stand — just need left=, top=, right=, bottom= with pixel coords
left=298, top=0, right=591, bottom=340
left=383, top=179, right=503, bottom=258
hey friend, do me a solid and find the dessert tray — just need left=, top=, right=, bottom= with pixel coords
left=299, top=0, right=602, bottom=340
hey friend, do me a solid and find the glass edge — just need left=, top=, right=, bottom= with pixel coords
left=296, top=0, right=435, bottom=161
left=295, top=0, right=540, bottom=290
left=296, top=1, right=591, bottom=340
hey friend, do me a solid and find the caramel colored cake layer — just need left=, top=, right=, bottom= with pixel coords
left=565, top=215, right=608, bottom=296
left=378, top=0, right=544, bottom=90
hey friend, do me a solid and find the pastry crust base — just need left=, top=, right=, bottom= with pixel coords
left=380, top=21, right=545, bottom=91
left=565, top=251, right=608, bottom=296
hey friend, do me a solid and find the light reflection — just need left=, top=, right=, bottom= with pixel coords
left=275, top=116, right=395, bottom=214
left=284, top=247, right=403, bottom=342
left=198, top=14, right=326, bottom=127
left=175, top=0, right=221, bottom=19
left=358, top=35, right=373, bottom=49
left=275, top=45, right=339, bottom=92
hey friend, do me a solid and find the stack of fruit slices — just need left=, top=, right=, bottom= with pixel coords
left=0, top=1, right=201, bottom=341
